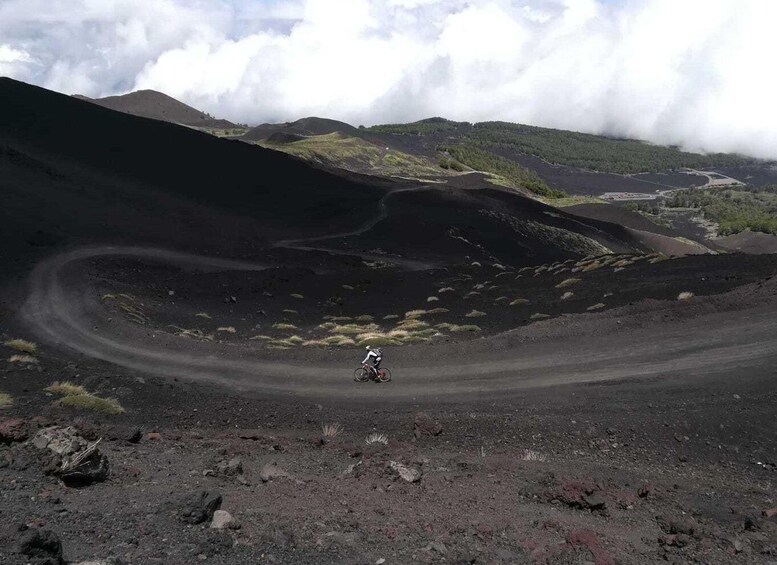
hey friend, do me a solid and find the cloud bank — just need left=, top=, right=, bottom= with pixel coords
left=1, top=0, right=776, bottom=159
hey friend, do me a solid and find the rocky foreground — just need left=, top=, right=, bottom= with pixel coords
left=1, top=348, right=776, bottom=565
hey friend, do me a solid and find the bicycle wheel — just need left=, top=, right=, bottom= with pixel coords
left=354, top=367, right=370, bottom=382
left=377, top=368, right=392, bottom=383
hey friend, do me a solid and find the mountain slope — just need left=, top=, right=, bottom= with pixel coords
left=242, top=117, right=360, bottom=141
left=0, top=78, right=386, bottom=266
left=1, top=78, right=652, bottom=271
left=259, top=132, right=454, bottom=181
left=75, top=90, right=238, bottom=129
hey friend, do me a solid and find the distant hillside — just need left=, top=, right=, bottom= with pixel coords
left=242, top=117, right=360, bottom=141
left=260, top=132, right=455, bottom=181
left=367, top=118, right=762, bottom=175
left=74, top=90, right=240, bottom=130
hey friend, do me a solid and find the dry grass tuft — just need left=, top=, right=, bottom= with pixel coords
left=426, top=308, right=449, bottom=315
left=396, top=319, right=429, bottom=331
left=303, top=335, right=357, bottom=347
left=530, top=313, right=550, bottom=321
left=342, top=284, right=354, bottom=290
left=0, top=392, right=12, bottom=409
left=556, top=278, right=581, bottom=289
left=404, top=309, right=427, bottom=319
left=560, top=291, right=574, bottom=301
left=290, top=293, right=304, bottom=299
left=355, top=314, right=374, bottom=322
left=329, top=323, right=379, bottom=335
left=322, top=422, right=342, bottom=438
left=677, top=291, right=694, bottom=301
left=438, top=287, right=454, bottom=294
left=356, top=334, right=402, bottom=347
left=427, top=296, right=439, bottom=303
left=437, top=323, right=480, bottom=333
left=250, top=334, right=273, bottom=341
left=365, top=433, right=388, bottom=445
left=520, top=449, right=547, bottom=462
left=9, top=355, right=39, bottom=364
left=465, top=310, right=486, bottom=318
left=4, top=339, right=37, bottom=354
left=510, top=298, right=530, bottom=306
left=282, top=309, right=298, bottom=315
left=587, top=303, right=605, bottom=311
left=46, top=381, right=87, bottom=397
left=324, top=315, right=353, bottom=322
left=217, top=326, right=237, bottom=334
left=383, top=314, right=400, bottom=320
left=60, top=394, right=124, bottom=415
left=272, top=323, right=298, bottom=331
left=195, top=312, right=212, bottom=319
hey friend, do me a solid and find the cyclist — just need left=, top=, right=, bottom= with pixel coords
left=361, top=346, right=383, bottom=379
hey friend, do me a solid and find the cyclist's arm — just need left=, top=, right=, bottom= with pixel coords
left=361, top=353, right=371, bottom=364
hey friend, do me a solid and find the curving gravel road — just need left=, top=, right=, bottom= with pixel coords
left=18, top=245, right=777, bottom=403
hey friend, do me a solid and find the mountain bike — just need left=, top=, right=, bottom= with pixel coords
left=354, top=364, right=392, bottom=383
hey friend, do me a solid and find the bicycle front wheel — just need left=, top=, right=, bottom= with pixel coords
left=354, top=367, right=370, bottom=382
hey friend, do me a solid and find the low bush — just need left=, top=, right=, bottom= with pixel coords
left=4, top=339, right=37, bottom=354
left=556, top=278, right=581, bottom=289
left=46, top=381, right=87, bottom=396
left=60, top=394, right=125, bottom=415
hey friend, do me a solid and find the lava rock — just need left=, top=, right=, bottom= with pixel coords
left=32, top=427, right=109, bottom=486
left=260, top=462, right=288, bottom=482
left=413, top=413, right=443, bottom=438
left=210, top=510, right=240, bottom=530
left=17, top=528, right=63, bottom=565
left=106, top=425, right=142, bottom=444
left=216, top=458, right=243, bottom=476
left=389, top=461, right=422, bottom=483
left=179, top=490, right=223, bottom=524
left=0, top=418, right=28, bottom=444
left=657, top=514, right=699, bottom=537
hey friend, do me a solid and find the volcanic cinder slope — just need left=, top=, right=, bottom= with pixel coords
left=1, top=78, right=776, bottom=565
left=74, top=89, right=239, bottom=129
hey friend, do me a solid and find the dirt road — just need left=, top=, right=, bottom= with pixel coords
left=19, top=246, right=777, bottom=403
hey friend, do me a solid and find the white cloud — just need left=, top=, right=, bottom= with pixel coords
left=1, top=0, right=775, bottom=159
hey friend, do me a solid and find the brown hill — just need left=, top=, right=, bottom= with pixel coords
left=74, top=90, right=238, bottom=129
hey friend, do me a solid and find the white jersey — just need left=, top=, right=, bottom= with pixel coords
left=362, top=349, right=382, bottom=365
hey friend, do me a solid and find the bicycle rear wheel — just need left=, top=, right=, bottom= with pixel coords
left=378, top=368, right=392, bottom=383
left=354, top=367, right=370, bottom=382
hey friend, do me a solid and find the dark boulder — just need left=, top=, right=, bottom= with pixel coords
left=413, top=413, right=442, bottom=438
left=179, top=491, right=223, bottom=524
left=17, top=528, right=63, bottom=565
left=0, top=418, right=28, bottom=444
